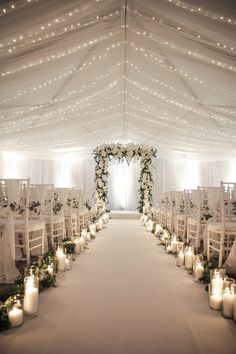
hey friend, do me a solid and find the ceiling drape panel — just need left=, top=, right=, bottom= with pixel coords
left=0, top=0, right=235, bottom=160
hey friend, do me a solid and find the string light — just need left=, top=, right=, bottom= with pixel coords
left=131, top=7, right=235, bottom=54
left=0, top=9, right=121, bottom=54
left=126, top=78, right=236, bottom=126
left=125, top=60, right=236, bottom=119
left=0, top=0, right=40, bottom=17
left=1, top=34, right=121, bottom=77
left=165, top=0, right=236, bottom=26
left=129, top=42, right=236, bottom=99
left=131, top=27, right=236, bottom=72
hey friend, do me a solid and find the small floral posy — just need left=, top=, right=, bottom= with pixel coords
left=93, top=143, right=157, bottom=212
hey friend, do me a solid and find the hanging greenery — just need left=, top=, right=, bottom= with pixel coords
left=93, top=143, right=157, bottom=212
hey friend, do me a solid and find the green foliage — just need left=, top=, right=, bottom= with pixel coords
left=0, top=252, right=57, bottom=331
left=62, top=239, right=76, bottom=254
left=199, top=258, right=218, bottom=283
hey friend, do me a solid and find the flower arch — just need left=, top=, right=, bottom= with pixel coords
left=93, top=143, right=157, bottom=213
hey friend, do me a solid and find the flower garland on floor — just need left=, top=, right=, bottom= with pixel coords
left=93, top=143, right=157, bottom=212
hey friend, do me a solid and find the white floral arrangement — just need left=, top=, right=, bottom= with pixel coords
left=93, top=143, right=157, bottom=212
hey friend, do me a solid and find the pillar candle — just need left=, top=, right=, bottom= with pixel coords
left=65, top=257, right=72, bottom=271
left=209, top=293, right=222, bottom=310
left=98, top=219, right=103, bottom=230
left=79, top=237, right=85, bottom=251
left=185, top=248, right=193, bottom=270
left=212, top=275, right=223, bottom=293
left=8, top=306, right=24, bottom=327
left=233, top=293, right=236, bottom=321
left=177, top=250, right=184, bottom=267
left=74, top=238, right=81, bottom=254
left=86, top=232, right=91, bottom=242
left=194, top=263, right=204, bottom=281
left=89, top=224, right=96, bottom=236
left=171, top=235, right=178, bottom=254
left=56, top=250, right=66, bottom=272
left=23, top=278, right=38, bottom=316
left=47, top=264, right=54, bottom=276
left=222, top=287, right=234, bottom=318
left=166, top=244, right=172, bottom=254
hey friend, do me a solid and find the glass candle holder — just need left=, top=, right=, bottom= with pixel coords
left=86, top=231, right=91, bottom=242
left=56, top=246, right=66, bottom=272
left=209, top=283, right=223, bottom=311
left=8, top=296, right=24, bottom=328
left=65, top=253, right=73, bottom=271
left=89, top=224, right=96, bottom=237
left=193, top=256, right=204, bottom=281
left=73, top=236, right=81, bottom=254
left=47, top=262, right=54, bottom=277
left=166, top=242, right=172, bottom=254
left=171, top=234, right=178, bottom=255
left=222, top=285, right=234, bottom=319
left=23, top=266, right=39, bottom=316
left=177, top=247, right=185, bottom=267
left=184, top=246, right=194, bottom=271
left=232, top=284, right=236, bottom=323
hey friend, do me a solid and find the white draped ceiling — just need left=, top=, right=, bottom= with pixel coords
left=0, top=0, right=236, bottom=160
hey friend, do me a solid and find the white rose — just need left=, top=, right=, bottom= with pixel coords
left=117, top=151, right=122, bottom=159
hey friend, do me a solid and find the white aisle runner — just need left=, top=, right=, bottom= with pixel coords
left=1, top=220, right=236, bottom=354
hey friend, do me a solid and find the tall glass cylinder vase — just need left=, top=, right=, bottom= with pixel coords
left=23, top=266, right=39, bottom=317
left=193, top=256, right=204, bottom=281
left=232, top=284, right=236, bottom=323
left=184, top=246, right=194, bottom=271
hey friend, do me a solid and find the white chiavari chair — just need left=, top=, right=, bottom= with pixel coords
left=207, top=182, right=236, bottom=267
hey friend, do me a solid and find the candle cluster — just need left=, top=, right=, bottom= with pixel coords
left=3, top=212, right=109, bottom=331
left=209, top=270, right=236, bottom=320
left=141, top=215, right=236, bottom=325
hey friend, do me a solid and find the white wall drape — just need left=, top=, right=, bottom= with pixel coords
left=0, top=152, right=236, bottom=209
left=108, top=160, right=140, bottom=211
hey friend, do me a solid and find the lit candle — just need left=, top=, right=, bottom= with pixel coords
left=74, top=238, right=81, bottom=254
left=212, top=274, right=223, bottom=293
left=98, top=218, right=103, bottom=230
left=171, top=235, right=178, bottom=254
left=222, top=287, right=234, bottom=318
left=47, top=264, right=54, bottom=276
left=185, top=247, right=193, bottom=270
left=209, top=293, right=222, bottom=310
left=81, top=229, right=87, bottom=239
left=23, top=277, right=38, bottom=316
left=177, top=250, right=185, bottom=267
left=89, top=224, right=96, bottom=237
left=233, top=292, right=236, bottom=321
left=86, top=232, right=91, bottom=242
left=147, top=220, right=153, bottom=232
left=8, top=306, right=24, bottom=327
left=194, top=262, right=204, bottom=281
left=65, top=256, right=72, bottom=271
left=155, top=224, right=162, bottom=234
left=56, top=249, right=66, bottom=272
left=79, top=237, right=85, bottom=251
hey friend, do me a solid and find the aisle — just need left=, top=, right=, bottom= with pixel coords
left=1, top=220, right=236, bottom=354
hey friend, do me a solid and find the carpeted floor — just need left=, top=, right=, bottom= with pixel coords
left=1, top=220, right=236, bottom=354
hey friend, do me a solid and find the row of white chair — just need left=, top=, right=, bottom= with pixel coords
left=0, top=179, right=95, bottom=268
left=153, top=181, right=236, bottom=267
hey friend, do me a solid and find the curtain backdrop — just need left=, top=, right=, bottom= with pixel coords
left=1, top=152, right=236, bottom=210
left=108, top=160, right=140, bottom=211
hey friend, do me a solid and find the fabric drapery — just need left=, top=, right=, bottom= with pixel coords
left=108, top=160, right=140, bottom=211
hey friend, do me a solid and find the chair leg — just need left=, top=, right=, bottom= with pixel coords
left=26, top=231, right=30, bottom=265
left=219, top=231, right=224, bottom=268
left=207, top=230, right=210, bottom=261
